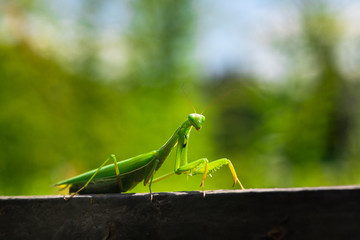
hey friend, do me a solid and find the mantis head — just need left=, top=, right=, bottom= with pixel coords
left=188, top=113, right=205, bottom=131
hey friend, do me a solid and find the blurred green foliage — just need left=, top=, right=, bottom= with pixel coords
left=0, top=1, right=359, bottom=195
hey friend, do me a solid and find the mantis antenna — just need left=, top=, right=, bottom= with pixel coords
left=201, top=89, right=235, bottom=114
left=181, top=87, right=197, bottom=113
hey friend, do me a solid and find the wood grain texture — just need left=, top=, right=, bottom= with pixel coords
left=1, top=186, right=360, bottom=240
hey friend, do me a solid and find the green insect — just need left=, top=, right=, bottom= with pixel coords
left=55, top=110, right=244, bottom=200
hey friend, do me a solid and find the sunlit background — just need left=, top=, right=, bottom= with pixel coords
left=1, top=0, right=360, bottom=195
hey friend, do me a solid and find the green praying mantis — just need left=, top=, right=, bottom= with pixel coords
left=54, top=99, right=245, bottom=200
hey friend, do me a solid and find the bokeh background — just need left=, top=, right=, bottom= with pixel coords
left=1, top=0, right=360, bottom=195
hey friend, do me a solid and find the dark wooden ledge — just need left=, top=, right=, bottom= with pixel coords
left=1, top=186, right=360, bottom=240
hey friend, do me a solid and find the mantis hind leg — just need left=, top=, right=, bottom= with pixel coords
left=65, top=154, right=121, bottom=200
left=150, top=158, right=244, bottom=197
left=193, top=158, right=245, bottom=190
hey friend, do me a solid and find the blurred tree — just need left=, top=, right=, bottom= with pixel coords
left=199, top=1, right=360, bottom=188
left=205, top=75, right=267, bottom=154
left=1, top=1, right=33, bottom=44
left=283, top=2, right=357, bottom=165
left=126, top=0, right=195, bottom=89
left=75, top=0, right=101, bottom=79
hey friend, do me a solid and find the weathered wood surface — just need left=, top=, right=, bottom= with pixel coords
left=1, top=186, right=360, bottom=240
